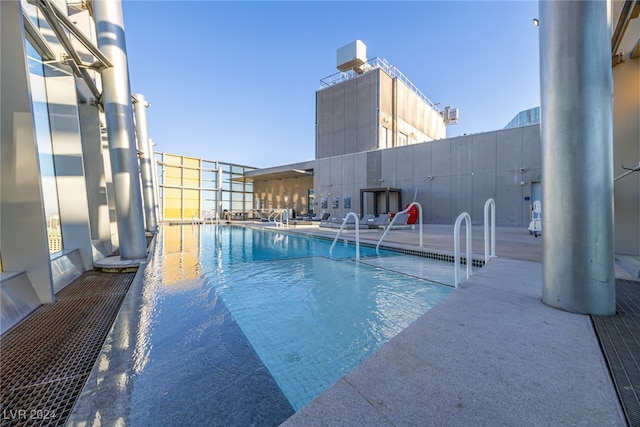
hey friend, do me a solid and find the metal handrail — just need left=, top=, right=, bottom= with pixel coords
left=376, top=202, right=424, bottom=253
left=329, top=212, right=360, bottom=261
left=454, top=212, right=472, bottom=288
left=484, top=198, right=497, bottom=263
left=271, top=209, right=289, bottom=228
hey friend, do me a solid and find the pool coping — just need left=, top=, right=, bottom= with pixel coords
left=281, top=257, right=627, bottom=426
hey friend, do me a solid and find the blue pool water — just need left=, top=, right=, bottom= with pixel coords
left=125, top=224, right=454, bottom=422
left=195, top=225, right=453, bottom=410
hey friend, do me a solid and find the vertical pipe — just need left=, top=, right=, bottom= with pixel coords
left=132, top=93, right=158, bottom=232
left=539, top=0, right=615, bottom=315
left=149, top=138, right=161, bottom=223
left=93, top=0, right=146, bottom=260
left=218, top=165, right=223, bottom=224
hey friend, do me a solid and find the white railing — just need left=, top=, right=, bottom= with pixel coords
left=454, top=212, right=473, bottom=288
left=273, top=209, right=289, bottom=228
left=484, top=198, right=497, bottom=263
left=329, top=212, right=360, bottom=261
left=376, top=202, right=424, bottom=253
left=268, top=209, right=289, bottom=228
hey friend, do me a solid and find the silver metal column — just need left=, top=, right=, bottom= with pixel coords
left=93, top=0, right=146, bottom=260
left=132, top=93, right=158, bottom=232
left=539, top=0, right=615, bottom=315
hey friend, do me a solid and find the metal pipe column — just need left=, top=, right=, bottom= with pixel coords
left=132, top=94, right=158, bottom=232
left=93, top=0, right=147, bottom=260
left=539, top=0, right=615, bottom=315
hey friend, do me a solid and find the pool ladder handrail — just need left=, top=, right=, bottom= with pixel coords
left=329, top=212, right=360, bottom=260
left=454, top=212, right=472, bottom=288
left=271, top=209, right=289, bottom=228
left=376, top=202, right=423, bottom=253
left=484, top=198, right=497, bottom=263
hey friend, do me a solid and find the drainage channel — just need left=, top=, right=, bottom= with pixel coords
left=591, top=278, right=640, bottom=427
left=0, top=271, right=135, bottom=427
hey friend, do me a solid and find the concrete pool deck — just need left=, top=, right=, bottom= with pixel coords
left=274, top=223, right=631, bottom=426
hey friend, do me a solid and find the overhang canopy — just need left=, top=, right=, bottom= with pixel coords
left=240, top=162, right=315, bottom=182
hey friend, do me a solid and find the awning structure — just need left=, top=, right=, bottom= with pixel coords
left=240, top=169, right=313, bottom=182
left=360, top=187, right=402, bottom=217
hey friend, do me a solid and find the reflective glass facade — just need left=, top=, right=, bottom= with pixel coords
left=504, top=106, right=540, bottom=129
left=155, top=152, right=255, bottom=221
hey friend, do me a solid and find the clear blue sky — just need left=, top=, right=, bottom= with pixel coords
left=123, top=1, right=540, bottom=168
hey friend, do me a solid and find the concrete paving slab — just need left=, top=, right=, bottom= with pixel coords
left=282, top=258, right=626, bottom=426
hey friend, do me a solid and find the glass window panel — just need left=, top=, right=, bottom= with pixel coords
left=27, top=48, right=63, bottom=254
left=201, top=191, right=217, bottom=211
left=184, top=189, right=200, bottom=218
left=164, top=154, right=182, bottom=165
left=183, top=168, right=199, bottom=179
left=201, top=170, right=216, bottom=185
left=202, top=161, right=216, bottom=170
left=183, top=157, right=200, bottom=168
left=163, top=188, right=182, bottom=219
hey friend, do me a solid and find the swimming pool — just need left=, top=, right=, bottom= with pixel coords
left=203, top=225, right=454, bottom=407
left=73, top=224, right=455, bottom=425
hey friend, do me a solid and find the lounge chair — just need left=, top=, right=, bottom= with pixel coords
left=380, top=212, right=411, bottom=230
left=255, top=210, right=271, bottom=222
left=359, top=214, right=375, bottom=224
left=371, top=213, right=390, bottom=226
left=320, top=213, right=343, bottom=228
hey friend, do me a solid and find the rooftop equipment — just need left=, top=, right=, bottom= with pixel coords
left=441, top=105, right=460, bottom=125
left=337, top=40, right=367, bottom=74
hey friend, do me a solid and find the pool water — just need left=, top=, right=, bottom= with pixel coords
left=196, top=225, right=453, bottom=410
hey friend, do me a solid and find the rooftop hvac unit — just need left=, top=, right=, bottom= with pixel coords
left=442, top=106, right=460, bottom=125
left=337, top=40, right=367, bottom=73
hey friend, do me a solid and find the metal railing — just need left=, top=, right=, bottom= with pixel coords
left=454, top=212, right=472, bottom=288
left=319, top=57, right=440, bottom=112
left=269, top=209, right=289, bottom=228
left=329, top=212, right=360, bottom=261
left=376, top=202, right=424, bottom=253
left=484, top=198, right=496, bottom=263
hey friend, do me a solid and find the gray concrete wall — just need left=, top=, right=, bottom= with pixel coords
left=312, top=125, right=542, bottom=227
left=316, top=71, right=378, bottom=159
left=385, top=72, right=446, bottom=144
left=317, top=68, right=447, bottom=159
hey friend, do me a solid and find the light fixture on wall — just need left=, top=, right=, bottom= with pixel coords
left=533, top=18, right=539, bottom=26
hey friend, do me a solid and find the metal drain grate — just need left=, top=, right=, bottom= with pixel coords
left=0, top=271, right=135, bottom=427
left=592, top=279, right=640, bottom=427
